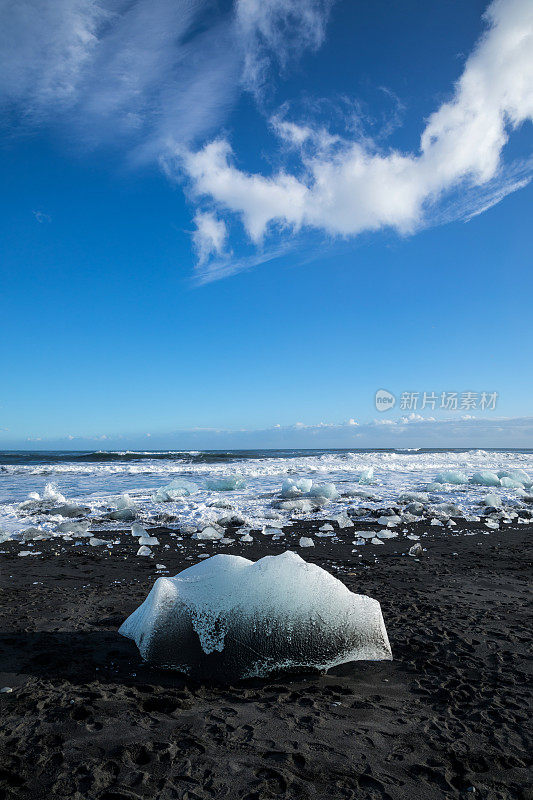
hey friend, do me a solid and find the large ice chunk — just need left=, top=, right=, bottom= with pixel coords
left=470, top=471, right=501, bottom=487
left=119, top=551, right=392, bottom=681
left=498, top=469, right=531, bottom=488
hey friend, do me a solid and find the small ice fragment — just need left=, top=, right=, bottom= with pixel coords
left=430, top=518, right=443, bottom=526
left=483, top=493, right=502, bottom=508
left=409, top=543, right=423, bottom=557
left=352, top=538, right=366, bottom=546
left=193, top=527, right=223, bottom=540
left=137, top=545, right=152, bottom=556
left=131, top=523, right=147, bottom=537
left=331, top=514, right=352, bottom=529
left=377, top=515, right=400, bottom=527
left=357, top=467, right=374, bottom=484
left=370, top=537, right=384, bottom=545
left=156, top=564, right=167, bottom=570
left=116, top=494, right=134, bottom=510
left=485, top=519, right=499, bottom=530
left=447, top=519, right=457, bottom=527
left=376, top=530, right=398, bottom=539
left=299, top=537, right=314, bottom=547
left=89, top=537, right=109, bottom=547
left=240, top=533, right=253, bottom=543
left=262, top=526, right=283, bottom=536
left=139, top=535, right=159, bottom=546
left=319, top=523, right=334, bottom=532
left=0, top=687, right=13, bottom=693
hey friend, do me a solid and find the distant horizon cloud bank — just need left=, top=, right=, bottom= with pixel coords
left=5, top=415, right=533, bottom=450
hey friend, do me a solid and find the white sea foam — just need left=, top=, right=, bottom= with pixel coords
left=0, top=449, right=532, bottom=536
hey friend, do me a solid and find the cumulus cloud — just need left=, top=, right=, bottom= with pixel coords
left=182, top=0, right=533, bottom=266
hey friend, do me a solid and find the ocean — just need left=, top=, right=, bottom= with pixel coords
left=1, top=448, right=532, bottom=537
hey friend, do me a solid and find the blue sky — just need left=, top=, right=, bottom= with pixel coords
left=1, top=0, right=532, bottom=448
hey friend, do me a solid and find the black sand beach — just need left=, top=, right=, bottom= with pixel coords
left=1, top=521, right=531, bottom=800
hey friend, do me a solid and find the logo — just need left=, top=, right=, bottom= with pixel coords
left=375, top=389, right=396, bottom=412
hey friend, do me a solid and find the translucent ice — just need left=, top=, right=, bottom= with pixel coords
left=470, top=471, right=501, bottom=487
left=299, top=537, right=314, bottom=547
left=193, top=526, right=223, bottom=540
left=357, top=467, right=374, bottom=484
left=308, top=483, right=339, bottom=500
left=119, top=551, right=392, bottom=680
left=497, top=469, right=531, bottom=488
left=499, top=476, right=526, bottom=489
left=281, top=478, right=313, bottom=498
left=153, top=479, right=197, bottom=502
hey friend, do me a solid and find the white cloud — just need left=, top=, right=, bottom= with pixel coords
left=0, top=0, right=331, bottom=157
left=192, top=211, right=228, bottom=264
left=236, top=0, right=333, bottom=94
left=182, top=0, right=533, bottom=265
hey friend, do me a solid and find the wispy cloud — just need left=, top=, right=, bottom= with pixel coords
left=1, top=0, right=531, bottom=280
left=181, top=0, right=533, bottom=276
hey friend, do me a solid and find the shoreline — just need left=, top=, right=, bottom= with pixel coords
left=1, top=522, right=532, bottom=799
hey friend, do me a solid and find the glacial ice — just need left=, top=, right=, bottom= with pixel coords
left=308, top=482, right=339, bottom=500
left=139, top=534, right=159, bottom=546
left=137, top=545, right=152, bottom=556
left=153, top=479, right=197, bottom=502
left=193, top=526, right=223, bottom=540
left=299, top=537, right=314, bottom=547
left=206, top=477, right=246, bottom=491
left=357, top=467, right=374, bottom=484
left=470, top=471, right=501, bottom=487
left=281, top=478, right=313, bottom=498
left=434, top=471, right=467, bottom=485
left=497, top=469, right=531, bottom=487
left=119, top=551, right=392, bottom=680
left=499, top=477, right=526, bottom=489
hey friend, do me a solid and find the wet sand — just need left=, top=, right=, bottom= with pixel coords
left=0, top=520, right=532, bottom=800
